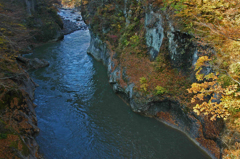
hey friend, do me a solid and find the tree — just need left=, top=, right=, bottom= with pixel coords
left=161, top=0, right=240, bottom=121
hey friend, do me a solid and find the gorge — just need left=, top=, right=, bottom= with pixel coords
left=1, top=0, right=240, bottom=158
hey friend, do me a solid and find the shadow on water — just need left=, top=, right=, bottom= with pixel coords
left=25, top=30, right=211, bottom=159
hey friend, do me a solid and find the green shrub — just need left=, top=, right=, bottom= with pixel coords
left=0, top=133, right=7, bottom=139
left=140, top=77, right=147, bottom=84
left=218, top=74, right=233, bottom=88
left=153, top=55, right=166, bottom=72
left=140, top=77, right=148, bottom=92
left=130, top=35, right=139, bottom=47
left=155, top=86, right=167, bottom=95
left=140, top=83, right=148, bottom=92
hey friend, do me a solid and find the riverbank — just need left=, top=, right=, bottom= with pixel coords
left=0, top=0, right=84, bottom=157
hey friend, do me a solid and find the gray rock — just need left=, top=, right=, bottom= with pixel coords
left=75, top=17, right=81, bottom=21
left=16, top=56, right=49, bottom=69
left=29, top=58, right=49, bottom=69
left=145, top=6, right=164, bottom=61
left=62, top=19, right=79, bottom=34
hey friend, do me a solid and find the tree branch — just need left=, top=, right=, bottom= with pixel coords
left=225, top=71, right=240, bottom=85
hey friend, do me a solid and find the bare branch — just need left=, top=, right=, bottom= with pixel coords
left=195, top=21, right=240, bottom=42
left=225, top=71, right=240, bottom=85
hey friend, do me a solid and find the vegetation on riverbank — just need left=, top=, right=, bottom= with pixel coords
left=0, top=0, right=63, bottom=158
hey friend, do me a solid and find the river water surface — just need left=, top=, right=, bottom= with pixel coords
left=25, top=30, right=211, bottom=159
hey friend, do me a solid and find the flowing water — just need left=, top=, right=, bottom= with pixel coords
left=25, top=30, right=211, bottom=159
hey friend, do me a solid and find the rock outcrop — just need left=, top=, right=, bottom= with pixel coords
left=16, top=56, right=49, bottom=70
left=58, top=8, right=88, bottom=35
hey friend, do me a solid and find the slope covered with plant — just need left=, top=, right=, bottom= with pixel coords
left=0, top=0, right=63, bottom=158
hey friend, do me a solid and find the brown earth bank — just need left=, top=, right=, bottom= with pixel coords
left=0, top=0, right=64, bottom=158
left=80, top=0, right=239, bottom=158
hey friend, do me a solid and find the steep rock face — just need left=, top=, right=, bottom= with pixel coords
left=144, top=6, right=196, bottom=71
left=82, top=1, right=223, bottom=158
left=15, top=0, right=37, bottom=15
left=145, top=6, right=164, bottom=61
left=25, top=0, right=36, bottom=14
left=87, top=33, right=110, bottom=64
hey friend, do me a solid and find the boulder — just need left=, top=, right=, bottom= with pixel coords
left=16, top=56, right=49, bottom=69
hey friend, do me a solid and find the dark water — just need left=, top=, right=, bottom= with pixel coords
left=26, top=30, right=211, bottom=159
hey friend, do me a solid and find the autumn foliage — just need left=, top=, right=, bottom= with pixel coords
left=158, top=1, right=240, bottom=119
left=187, top=56, right=240, bottom=121
left=160, top=0, right=240, bottom=158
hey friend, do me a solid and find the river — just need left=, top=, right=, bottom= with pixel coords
left=25, top=26, right=211, bottom=159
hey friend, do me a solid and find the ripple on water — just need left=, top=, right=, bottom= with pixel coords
left=26, top=30, right=211, bottom=159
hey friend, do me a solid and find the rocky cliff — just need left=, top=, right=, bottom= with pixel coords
left=82, top=1, right=224, bottom=158
left=0, top=60, right=41, bottom=159
left=0, top=0, right=64, bottom=158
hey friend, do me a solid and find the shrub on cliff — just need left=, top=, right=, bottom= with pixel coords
left=157, top=0, right=240, bottom=157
